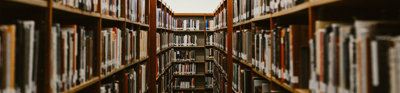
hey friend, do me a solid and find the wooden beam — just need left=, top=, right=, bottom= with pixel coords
left=226, top=0, right=233, bottom=93
left=173, top=13, right=214, bottom=16
left=148, top=0, right=157, bottom=93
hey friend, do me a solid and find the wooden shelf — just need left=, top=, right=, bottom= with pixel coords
left=172, top=61, right=205, bottom=63
left=211, top=60, right=227, bottom=75
left=6, top=0, right=47, bottom=8
left=232, top=55, right=310, bottom=93
left=215, top=26, right=227, bottom=31
left=233, top=0, right=342, bottom=27
left=156, top=62, right=173, bottom=81
left=64, top=77, right=100, bottom=93
left=214, top=46, right=227, bottom=54
left=173, top=88, right=210, bottom=91
left=173, top=30, right=205, bottom=33
left=126, top=20, right=149, bottom=27
left=101, top=15, right=125, bottom=22
left=232, top=56, right=252, bottom=67
left=156, top=47, right=172, bottom=55
left=173, top=46, right=204, bottom=48
left=52, top=2, right=101, bottom=18
left=173, top=74, right=205, bottom=77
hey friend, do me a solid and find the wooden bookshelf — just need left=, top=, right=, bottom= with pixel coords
left=7, top=0, right=48, bottom=8
left=173, top=30, right=205, bottom=33
left=173, top=46, right=204, bottom=48
left=64, top=77, right=100, bottom=93
left=172, top=61, right=205, bottom=63
left=173, top=74, right=206, bottom=77
left=156, top=46, right=172, bottom=55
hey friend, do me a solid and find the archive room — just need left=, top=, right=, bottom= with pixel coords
left=0, top=0, right=400, bottom=93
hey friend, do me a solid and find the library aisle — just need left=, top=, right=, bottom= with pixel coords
left=1, top=0, right=400, bottom=93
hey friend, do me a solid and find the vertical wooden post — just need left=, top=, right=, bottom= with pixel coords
left=226, top=0, right=233, bottom=93
left=44, top=0, right=53, bottom=93
left=148, top=0, right=157, bottom=92
left=308, top=7, right=316, bottom=40
left=97, top=0, right=103, bottom=92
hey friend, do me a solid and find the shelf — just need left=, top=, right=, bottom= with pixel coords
left=173, top=88, right=210, bottom=91
left=173, top=30, right=205, bottom=33
left=233, top=55, right=310, bottom=93
left=101, top=15, right=125, bottom=22
left=205, top=45, right=214, bottom=47
left=156, top=47, right=172, bottom=55
left=52, top=2, right=101, bottom=18
left=5, top=0, right=47, bottom=8
left=232, top=56, right=252, bottom=68
left=156, top=63, right=173, bottom=81
left=126, top=20, right=149, bottom=27
left=211, top=60, right=227, bottom=75
left=172, top=61, right=205, bottom=63
left=173, top=74, right=205, bottom=77
left=173, top=46, right=204, bottom=48
left=64, top=77, right=100, bottom=93
left=215, top=26, right=227, bottom=31
left=214, top=46, right=227, bottom=54
left=233, top=0, right=342, bottom=27
left=205, top=59, right=214, bottom=61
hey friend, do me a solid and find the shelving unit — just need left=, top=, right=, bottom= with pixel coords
left=1, top=0, right=151, bottom=92
left=3, top=0, right=400, bottom=93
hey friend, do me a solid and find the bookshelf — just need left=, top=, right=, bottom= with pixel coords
left=2, top=0, right=400, bottom=93
left=1, top=0, right=151, bottom=92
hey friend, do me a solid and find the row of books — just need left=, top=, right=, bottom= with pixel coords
left=51, top=24, right=98, bottom=92
left=173, top=63, right=197, bottom=75
left=206, top=48, right=214, bottom=59
left=308, top=20, right=400, bottom=93
left=100, top=80, right=120, bottom=93
left=213, top=31, right=227, bottom=51
left=0, top=21, right=41, bottom=93
left=156, top=32, right=171, bottom=52
left=205, top=20, right=215, bottom=31
left=173, top=50, right=196, bottom=61
left=213, top=61, right=227, bottom=93
left=232, top=30, right=252, bottom=63
left=156, top=49, right=173, bottom=76
left=214, top=7, right=227, bottom=29
left=126, top=0, right=146, bottom=23
left=232, top=25, right=309, bottom=89
left=205, top=77, right=213, bottom=88
left=205, top=61, right=214, bottom=74
left=173, top=78, right=195, bottom=89
left=101, top=28, right=123, bottom=75
left=56, top=0, right=99, bottom=12
left=124, top=65, right=146, bottom=93
left=49, top=26, right=142, bottom=92
left=139, top=30, right=148, bottom=59
left=100, top=0, right=123, bottom=18
left=232, top=64, right=251, bottom=93
left=206, top=34, right=214, bottom=45
left=55, top=0, right=147, bottom=23
left=251, top=29, right=269, bottom=74
left=174, top=19, right=201, bottom=31
left=156, top=8, right=173, bottom=29
left=173, top=34, right=198, bottom=46
left=233, top=0, right=306, bottom=23
left=214, top=50, right=227, bottom=74
left=252, top=77, right=271, bottom=93
left=125, top=29, right=137, bottom=64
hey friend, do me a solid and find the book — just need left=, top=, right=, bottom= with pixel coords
left=173, top=63, right=196, bottom=75
left=173, top=34, right=197, bottom=46
left=139, top=30, right=148, bottom=59
left=173, top=50, right=196, bottom=62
